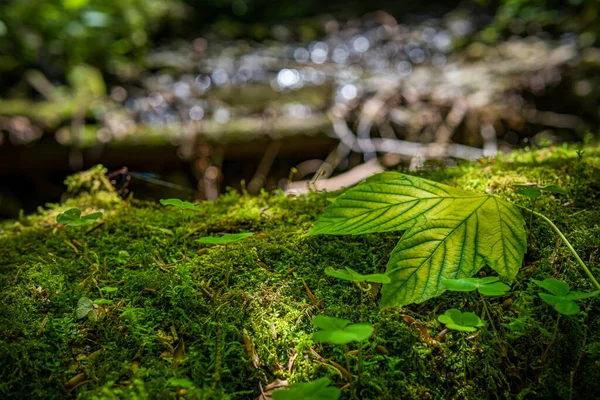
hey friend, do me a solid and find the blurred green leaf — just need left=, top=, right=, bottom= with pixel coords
left=159, top=198, right=202, bottom=211
left=312, top=315, right=373, bottom=344
left=57, top=208, right=102, bottom=226
left=442, top=276, right=510, bottom=296
left=325, top=266, right=391, bottom=284
left=272, top=378, right=340, bottom=400
left=197, top=232, right=253, bottom=245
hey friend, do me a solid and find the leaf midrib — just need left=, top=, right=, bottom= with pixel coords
left=386, top=196, right=490, bottom=304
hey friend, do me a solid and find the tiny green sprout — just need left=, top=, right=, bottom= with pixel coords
left=159, top=198, right=202, bottom=211
left=442, top=276, right=510, bottom=296
left=116, top=250, right=130, bottom=264
left=272, top=377, right=340, bottom=400
left=57, top=208, right=102, bottom=226
left=312, top=315, right=373, bottom=345
left=533, top=278, right=600, bottom=315
left=325, top=266, right=391, bottom=284
left=438, top=309, right=485, bottom=332
left=512, top=184, right=567, bottom=198
left=76, top=296, right=112, bottom=320
left=197, top=232, right=254, bottom=245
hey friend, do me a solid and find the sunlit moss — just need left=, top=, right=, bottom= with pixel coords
left=1, top=143, right=599, bottom=399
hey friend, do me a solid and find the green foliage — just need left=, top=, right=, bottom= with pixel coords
left=312, top=315, right=373, bottom=344
left=197, top=232, right=253, bottom=245
left=533, top=278, right=600, bottom=315
left=0, top=0, right=181, bottom=79
left=438, top=309, right=485, bottom=332
left=75, top=296, right=111, bottom=319
left=307, top=173, right=527, bottom=307
left=442, top=277, right=510, bottom=296
left=272, top=378, right=341, bottom=400
left=56, top=207, right=102, bottom=226
left=2, top=145, right=600, bottom=399
left=512, top=184, right=567, bottom=198
left=159, top=198, right=202, bottom=211
left=76, top=296, right=94, bottom=319
left=116, top=250, right=130, bottom=264
left=324, top=266, right=391, bottom=284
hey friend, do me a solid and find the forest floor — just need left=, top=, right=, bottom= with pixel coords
left=1, top=143, right=600, bottom=399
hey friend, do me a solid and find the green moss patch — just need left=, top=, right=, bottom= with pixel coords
left=1, top=144, right=600, bottom=399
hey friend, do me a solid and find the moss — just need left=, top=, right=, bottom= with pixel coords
left=1, top=143, right=600, bottom=399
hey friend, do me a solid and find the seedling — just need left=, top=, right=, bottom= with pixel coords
left=442, top=277, right=510, bottom=345
left=533, top=278, right=599, bottom=315
left=438, top=309, right=485, bottom=332
left=324, top=268, right=384, bottom=394
left=160, top=198, right=202, bottom=257
left=159, top=198, right=202, bottom=211
left=312, top=315, right=373, bottom=344
left=312, top=315, right=372, bottom=397
left=197, top=233, right=253, bottom=287
left=56, top=208, right=102, bottom=227
left=324, top=267, right=390, bottom=284
left=512, top=184, right=567, bottom=198
left=438, top=308, right=485, bottom=383
left=272, top=377, right=340, bottom=400
left=76, top=296, right=113, bottom=320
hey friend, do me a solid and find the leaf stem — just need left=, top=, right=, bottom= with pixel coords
left=518, top=205, right=600, bottom=290
left=480, top=294, right=499, bottom=339
left=528, top=198, right=537, bottom=245
left=541, top=314, right=560, bottom=364
left=225, top=245, right=230, bottom=287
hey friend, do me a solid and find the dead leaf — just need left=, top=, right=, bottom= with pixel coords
left=403, top=315, right=438, bottom=345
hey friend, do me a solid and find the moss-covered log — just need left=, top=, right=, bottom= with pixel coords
left=1, top=144, right=600, bottom=399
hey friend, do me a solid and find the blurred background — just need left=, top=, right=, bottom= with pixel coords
left=1, top=0, right=599, bottom=218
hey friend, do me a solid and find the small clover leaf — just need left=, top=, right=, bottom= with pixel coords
left=159, top=198, right=202, bottom=211
left=272, top=377, right=340, bottom=400
left=325, top=267, right=391, bottom=284
left=438, top=308, right=485, bottom=332
left=312, top=315, right=373, bottom=344
left=442, top=277, right=510, bottom=296
left=57, top=208, right=102, bottom=226
left=76, top=297, right=94, bottom=319
left=533, top=278, right=599, bottom=315
left=197, top=232, right=253, bottom=245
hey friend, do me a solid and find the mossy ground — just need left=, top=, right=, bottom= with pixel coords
left=1, top=144, right=600, bottom=399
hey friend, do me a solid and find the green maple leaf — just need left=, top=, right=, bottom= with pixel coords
left=306, top=173, right=527, bottom=307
